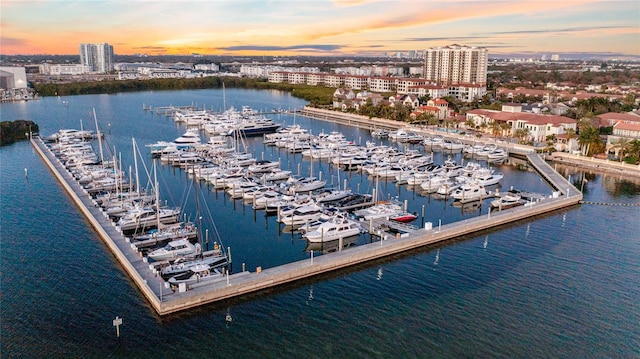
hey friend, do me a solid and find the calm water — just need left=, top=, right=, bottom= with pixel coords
left=1, top=89, right=639, bottom=358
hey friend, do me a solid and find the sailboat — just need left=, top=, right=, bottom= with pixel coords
left=159, top=167, right=230, bottom=283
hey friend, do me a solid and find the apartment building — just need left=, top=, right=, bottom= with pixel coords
left=424, top=44, right=488, bottom=86
left=79, top=43, right=114, bottom=73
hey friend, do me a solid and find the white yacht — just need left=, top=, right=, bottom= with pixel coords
left=303, top=217, right=361, bottom=243
left=278, top=204, right=325, bottom=226
left=174, top=129, right=201, bottom=146
left=147, top=239, right=198, bottom=261
left=452, top=182, right=488, bottom=201
left=354, top=202, right=403, bottom=220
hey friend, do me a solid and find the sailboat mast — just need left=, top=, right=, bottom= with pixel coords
left=132, top=138, right=140, bottom=194
left=193, top=166, right=204, bottom=254
left=222, top=82, right=226, bottom=112
left=93, top=108, right=105, bottom=166
left=154, top=160, right=160, bottom=230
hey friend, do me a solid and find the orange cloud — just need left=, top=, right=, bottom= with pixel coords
left=302, top=1, right=598, bottom=41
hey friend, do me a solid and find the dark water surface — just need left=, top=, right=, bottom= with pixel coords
left=1, top=89, right=639, bottom=358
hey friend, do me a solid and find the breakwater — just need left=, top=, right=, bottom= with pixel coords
left=32, top=132, right=582, bottom=315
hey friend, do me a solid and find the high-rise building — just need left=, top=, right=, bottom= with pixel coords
left=79, top=43, right=114, bottom=73
left=423, top=44, right=488, bottom=86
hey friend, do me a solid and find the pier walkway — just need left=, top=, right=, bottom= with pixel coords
left=33, top=137, right=582, bottom=316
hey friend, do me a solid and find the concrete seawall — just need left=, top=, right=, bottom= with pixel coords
left=31, top=137, right=163, bottom=313
left=34, top=135, right=582, bottom=316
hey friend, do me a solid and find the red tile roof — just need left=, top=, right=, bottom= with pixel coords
left=613, top=121, right=640, bottom=131
left=597, top=112, right=640, bottom=123
left=467, top=109, right=576, bottom=126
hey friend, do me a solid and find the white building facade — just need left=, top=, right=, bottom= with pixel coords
left=424, top=44, right=488, bottom=86
left=79, top=43, right=115, bottom=73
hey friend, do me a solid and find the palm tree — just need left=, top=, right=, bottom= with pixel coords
left=500, top=122, right=512, bottom=139
left=610, top=137, right=632, bottom=162
left=545, top=134, right=557, bottom=153
left=564, top=128, right=577, bottom=152
left=489, top=121, right=502, bottom=139
left=627, top=139, right=640, bottom=164
left=578, top=125, right=604, bottom=156
left=465, top=118, right=476, bottom=131
left=514, top=128, right=531, bottom=143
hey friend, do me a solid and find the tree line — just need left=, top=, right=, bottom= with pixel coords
left=32, top=77, right=336, bottom=106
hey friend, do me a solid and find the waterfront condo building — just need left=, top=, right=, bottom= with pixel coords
left=79, top=43, right=114, bottom=73
left=424, top=44, right=488, bottom=86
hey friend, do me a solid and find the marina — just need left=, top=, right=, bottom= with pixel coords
left=32, top=108, right=582, bottom=315
left=3, top=89, right=638, bottom=358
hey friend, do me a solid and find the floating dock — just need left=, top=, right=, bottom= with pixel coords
left=32, top=136, right=582, bottom=316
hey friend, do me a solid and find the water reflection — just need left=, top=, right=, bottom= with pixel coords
left=304, top=235, right=359, bottom=254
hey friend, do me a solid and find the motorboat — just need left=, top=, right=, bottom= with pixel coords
left=420, top=174, right=451, bottom=193
left=160, top=243, right=228, bottom=280
left=174, top=129, right=201, bottom=145
left=116, top=206, right=181, bottom=232
left=232, top=119, right=281, bottom=137
left=147, top=239, right=198, bottom=261
left=317, top=189, right=352, bottom=204
left=389, top=212, right=418, bottom=223
left=354, top=202, right=403, bottom=220
left=388, top=129, right=409, bottom=142
left=288, top=177, right=327, bottom=193
left=167, top=264, right=223, bottom=288
left=247, top=160, right=281, bottom=174
left=242, top=185, right=276, bottom=201
left=490, top=191, right=524, bottom=210
left=371, top=129, right=389, bottom=139
left=441, top=139, right=465, bottom=152
left=473, top=171, right=504, bottom=187
left=452, top=182, right=488, bottom=201
left=278, top=204, right=325, bottom=226
left=435, top=180, right=460, bottom=196
left=262, top=170, right=292, bottom=182
left=252, top=190, right=286, bottom=210
left=487, top=148, right=509, bottom=161
left=131, top=222, right=198, bottom=242
left=303, top=216, right=361, bottom=243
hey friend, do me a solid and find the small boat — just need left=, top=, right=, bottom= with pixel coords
left=303, top=216, right=361, bottom=243
left=167, top=264, right=223, bottom=289
left=116, top=206, right=180, bottom=232
left=131, top=222, right=198, bottom=242
left=452, top=182, right=488, bottom=201
left=354, top=202, right=403, bottom=220
left=288, top=177, right=327, bottom=193
left=247, top=160, right=281, bottom=174
left=147, top=238, right=199, bottom=261
left=160, top=243, right=228, bottom=280
left=278, top=204, right=325, bottom=226
left=262, top=170, right=291, bottom=182
left=389, top=212, right=418, bottom=223
left=491, top=191, right=524, bottom=210
left=371, top=129, right=389, bottom=139
left=317, top=189, right=352, bottom=204
left=487, top=148, right=509, bottom=161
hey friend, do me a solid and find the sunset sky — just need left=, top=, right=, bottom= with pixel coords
left=2, top=0, right=639, bottom=57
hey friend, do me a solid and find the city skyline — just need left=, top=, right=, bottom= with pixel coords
left=2, top=1, right=639, bottom=58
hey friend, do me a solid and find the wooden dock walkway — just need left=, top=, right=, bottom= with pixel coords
left=33, top=137, right=582, bottom=316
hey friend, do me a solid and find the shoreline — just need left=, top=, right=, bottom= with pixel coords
left=301, top=106, right=640, bottom=179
